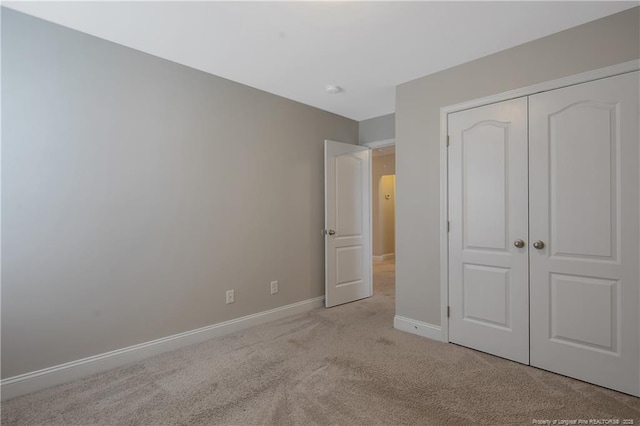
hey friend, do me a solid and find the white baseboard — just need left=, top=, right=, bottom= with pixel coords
left=394, top=315, right=444, bottom=342
left=1, top=296, right=325, bottom=401
left=373, top=253, right=395, bottom=262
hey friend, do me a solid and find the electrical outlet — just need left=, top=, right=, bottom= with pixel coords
left=226, top=290, right=235, bottom=304
left=270, top=280, right=278, bottom=295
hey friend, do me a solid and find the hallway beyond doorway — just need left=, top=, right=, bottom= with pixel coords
left=373, top=258, right=395, bottom=297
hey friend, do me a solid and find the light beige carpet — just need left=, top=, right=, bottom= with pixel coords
left=2, top=260, right=639, bottom=425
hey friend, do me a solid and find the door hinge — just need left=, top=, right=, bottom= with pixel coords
left=447, top=135, right=450, bottom=147
left=447, top=221, right=450, bottom=232
left=447, top=306, right=450, bottom=318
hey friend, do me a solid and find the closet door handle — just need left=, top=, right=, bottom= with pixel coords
left=533, top=240, right=545, bottom=250
left=513, top=239, right=525, bottom=248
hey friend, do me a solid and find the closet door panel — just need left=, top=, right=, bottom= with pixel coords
left=529, top=71, right=639, bottom=396
left=448, top=97, right=529, bottom=364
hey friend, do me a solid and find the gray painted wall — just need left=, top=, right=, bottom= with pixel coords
left=1, top=9, right=358, bottom=378
left=359, top=113, right=395, bottom=145
left=395, top=7, right=640, bottom=326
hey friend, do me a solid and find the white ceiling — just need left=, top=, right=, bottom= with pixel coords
left=3, top=1, right=636, bottom=121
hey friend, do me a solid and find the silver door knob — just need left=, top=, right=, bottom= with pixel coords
left=328, top=229, right=336, bottom=235
left=513, top=239, right=525, bottom=248
left=533, top=240, right=545, bottom=249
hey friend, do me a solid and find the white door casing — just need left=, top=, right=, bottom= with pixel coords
left=448, top=98, right=530, bottom=364
left=324, top=140, right=372, bottom=308
left=529, top=71, right=640, bottom=396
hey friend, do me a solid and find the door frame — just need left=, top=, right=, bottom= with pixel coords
left=439, top=59, right=640, bottom=343
left=363, top=138, right=395, bottom=150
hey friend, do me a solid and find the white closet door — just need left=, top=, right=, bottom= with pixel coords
left=529, top=71, right=640, bottom=396
left=448, top=98, right=530, bottom=364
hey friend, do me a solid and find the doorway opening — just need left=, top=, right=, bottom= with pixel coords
left=371, top=145, right=395, bottom=297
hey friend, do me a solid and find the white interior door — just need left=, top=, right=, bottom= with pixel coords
left=324, top=140, right=372, bottom=308
left=448, top=98, right=530, bottom=364
left=529, top=71, right=640, bottom=396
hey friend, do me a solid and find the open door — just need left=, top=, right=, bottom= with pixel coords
left=324, top=140, right=372, bottom=307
